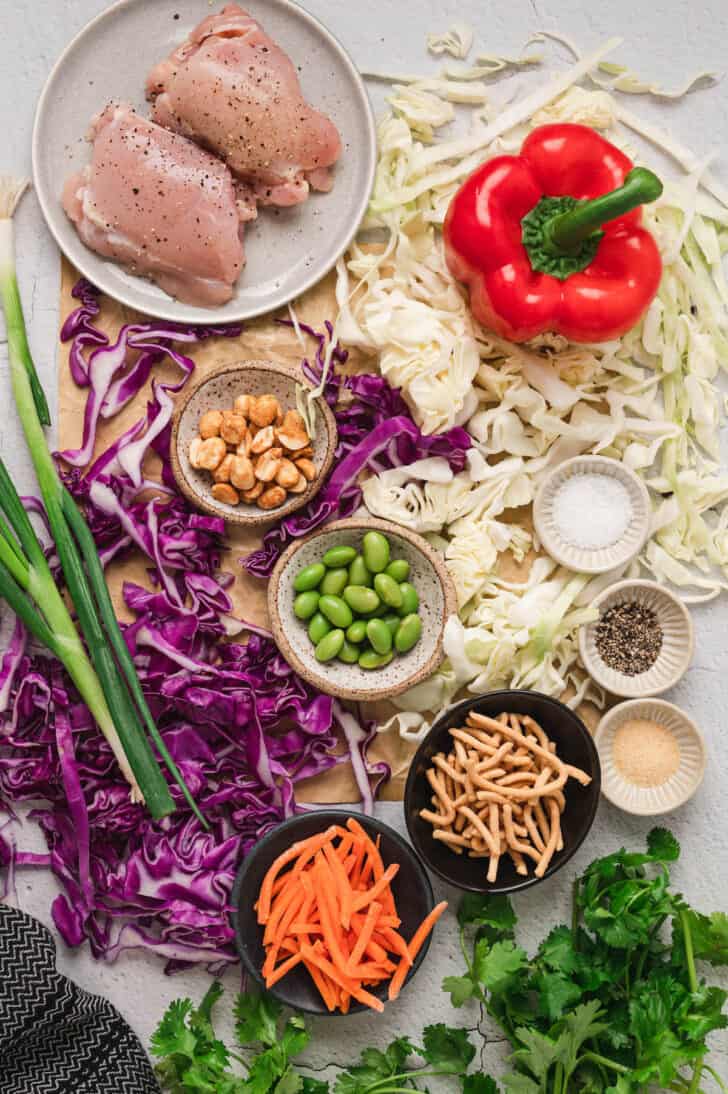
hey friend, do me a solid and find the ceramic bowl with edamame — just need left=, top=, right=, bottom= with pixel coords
left=268, top=518, right=457, bottom=701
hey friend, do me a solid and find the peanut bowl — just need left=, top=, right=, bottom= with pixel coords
left=170, top=360, right=337, bottom=527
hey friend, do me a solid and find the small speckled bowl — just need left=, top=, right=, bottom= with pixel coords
left=170, top=360, right=337, bottom=527
left=268, top=517, right=457, bottom=701
left=533, top=455, right=651, bottom=574
left=595, top=699, right=706, bottom=815
left=579, top=580, right=694, bottom=699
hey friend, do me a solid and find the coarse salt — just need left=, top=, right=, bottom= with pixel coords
left=552, top=472, right=632, bottom=551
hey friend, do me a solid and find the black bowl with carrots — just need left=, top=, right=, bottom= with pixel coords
left=231, top=810, right=445, bottom=1015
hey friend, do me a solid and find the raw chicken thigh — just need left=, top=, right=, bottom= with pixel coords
left=146, top=4, right=342, bottom=208
left=62, top=104, right=244, bottom=306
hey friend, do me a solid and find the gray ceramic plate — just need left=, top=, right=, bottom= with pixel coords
left=32, top=0, right=376, bottom=324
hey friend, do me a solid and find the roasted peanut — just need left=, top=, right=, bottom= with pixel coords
left=249, top=394, right=280, bottom=428
left=220, top=411, right=247, bottom=446
left=211, top=483, right=240, bottom=505
left=213, top=453, right=235, bottom=483
left=241, top=481, right=264, bottom=502
left=275, top=459, right=301, bottom=489
left=288, top=473, right=308, bottom=494
left=196, top=436, right=227, bottom=471
left=295, top=458, right=316, bottom=482
left=189, top=437, right=203, bottom=468
left=257, top=485, right=287, bottom=510
left=255, top=450, right=282, bottom=482
left=281, top=409, right=307, bottom=433
left=230, top=455, right=256, bottom=491
left=277, top=428, right=309, bottom=452
left=233, top=394, right=251, bottom=418
left=199, top=410, right=223, bottom=439
left=236, top=431, right=252, bottom=458
left=249, top=425, right=275, bottom=455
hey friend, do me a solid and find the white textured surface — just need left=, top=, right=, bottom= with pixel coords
left=2, top=0, right=728, bottom=1083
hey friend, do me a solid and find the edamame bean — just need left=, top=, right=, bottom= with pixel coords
left=308, top=612, right=331, bottom=644
left=322, top=545, right=357, bottom=568
left=382, top=613, right=401, bottom=636
left=294, top=563, right=325, bottom=593
left=374, top=572, right=403, bottom=609
left=386, top=559, right=410, bottom=583
left=346, top=620, right=368, bottom=644
left=315, top=629, right=345, bottom=662
left=395, top=613, right=422, bottom=653
left=337, top=640, right=360, bottom=664
left=358, top=648, right=394, bottom=670
left=294, top=591, right=320, bottom=620
left=366, top=618, right=393, bottom=656
left=319, top=594, right=353, bottom=629
left=320, top=568, right=349, bottom=597
left=348, top=555, right=372, bottom=587
left=343, top=585, right=380, bottom=615
left=362, top=531, right=390, bottom=574
left=397, top=582, right=420, bottom=617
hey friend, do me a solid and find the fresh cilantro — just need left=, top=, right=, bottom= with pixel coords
left=421, top=1024, right=476, bottom=1074
left=301, top=1079, right=330, bottom=1094
left=676, top=909, right=728, bottom=966
left=462, top=1074, right=500, bottom=1094
left=234, top=992, right=283, bottom=1047
left=151, top=983, right=241, bottom=1093
left=450, top=828, right=727, bottom=1093
left=457, top=893, right=516, bottom=933
left=276, top=1068, right=305, bottom=1094
left=443, top=972, right=479, bottom=1008
left=535, top=926, right=580, bottom=975
left=508, top=1028, right=558, bottom=1081
left=646, top=826, right=680, bottom=862
left=531, top=971, right=582, bottom=1022
left=477, top=940, right=528, bottom=996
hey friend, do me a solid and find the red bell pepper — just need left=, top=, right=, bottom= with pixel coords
left=443, top=123, right=663, bottom=343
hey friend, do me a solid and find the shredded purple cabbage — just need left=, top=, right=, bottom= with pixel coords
left=0, top=283, right=386, bottom=967
left=243, top=320, right=472, bottom=576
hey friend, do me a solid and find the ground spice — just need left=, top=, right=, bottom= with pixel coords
left=613, top=718, right=681, bottom=787
left=595, top=601, right=663, bottom=676
left=552, top=472, right=633, bottom=550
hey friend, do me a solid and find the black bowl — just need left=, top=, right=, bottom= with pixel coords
left=231, top=809, right=434, bottom=1014
left=404, top=690, right=601, bottom=895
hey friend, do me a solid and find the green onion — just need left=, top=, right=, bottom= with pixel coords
left=0, top=175, right=203, bottom=823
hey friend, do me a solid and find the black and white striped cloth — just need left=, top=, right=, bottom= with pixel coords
left=0, top=903, right=159, bottom=1093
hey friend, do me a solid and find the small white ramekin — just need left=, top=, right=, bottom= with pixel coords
left=579, top=579, right=693, bottom=699
left=533, top=455, right=651, bottom=574
left=595, top=698, right=706, bottom=815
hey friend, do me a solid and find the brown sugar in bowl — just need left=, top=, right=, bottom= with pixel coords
left=268, top=517, right=458, bottom=702
left=170, top=360, right=337, bottom=527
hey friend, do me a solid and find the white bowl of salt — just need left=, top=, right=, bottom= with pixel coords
left=533, top=455, right=651, bottom=574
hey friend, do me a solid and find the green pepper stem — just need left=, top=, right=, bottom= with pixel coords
left=545, top=167, right=663, bottom=253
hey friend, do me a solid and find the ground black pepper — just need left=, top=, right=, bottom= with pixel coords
left=595, top=601, right=663, bottom=676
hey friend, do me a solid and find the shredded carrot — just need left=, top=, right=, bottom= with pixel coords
left=352, top=863, right=400, bottom=912
left=258, top=827, right=337, bottom=923
left=301, top=944, right=385, bottom=1013
left=322, top=839, right=353, bottom=930
left=346, top=900, right=381, bottom=973
left=258, top=822, right=447, bottom=1014
left=388, top=901, right=448, bottom=1001
left=265, top=951, right=303, bottom=988
left=378, top=926, right=412, bottom=965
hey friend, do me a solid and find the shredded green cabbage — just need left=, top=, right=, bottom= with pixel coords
left=345, top=37, right=728, bottom=736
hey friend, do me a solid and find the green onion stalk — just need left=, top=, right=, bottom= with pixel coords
left=0, top=175, right=203, bottom=824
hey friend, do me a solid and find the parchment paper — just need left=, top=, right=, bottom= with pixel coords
left=58, top=259, right=599, bottom=803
